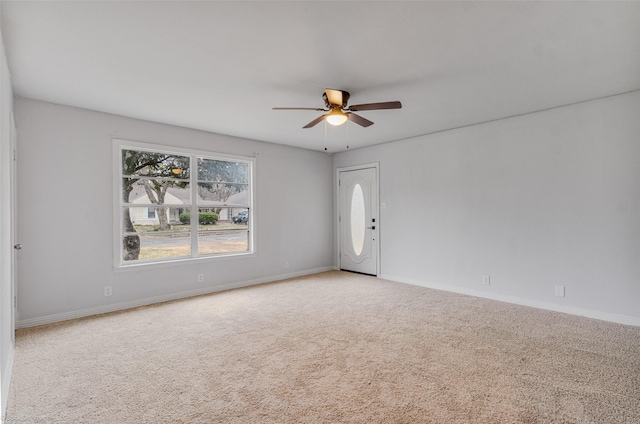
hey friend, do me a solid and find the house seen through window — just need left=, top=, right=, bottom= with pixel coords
left=117, top=141, right=253, bottom=265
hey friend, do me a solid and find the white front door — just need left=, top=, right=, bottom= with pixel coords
left=339, top=167, right=378, bottom=275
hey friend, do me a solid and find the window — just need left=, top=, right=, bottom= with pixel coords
left=115, top=140, right=253, bottom=266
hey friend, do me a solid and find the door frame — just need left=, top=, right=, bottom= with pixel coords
left=336, top=162, right=380, bottom=276
left=9, top=112, right=17, bottom=343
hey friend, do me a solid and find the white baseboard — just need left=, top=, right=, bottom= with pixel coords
left=16, top=266, right=334, bottom=329
left=1, top=343, right=15, bottom=423
left=379, top=274, right=640, bottom=327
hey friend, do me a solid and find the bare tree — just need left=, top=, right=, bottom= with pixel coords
left=141, top=180, right=171, bottom=230
left=121, top=150, right=189, bottom=260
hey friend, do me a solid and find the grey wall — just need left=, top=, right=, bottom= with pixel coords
left=334, top=91, right=640, bottom=324
left=0, top=15, right=14, bottom=418
left=9, top=81, right=640, bottom=338
left=14, top=98, right=334, bottom=326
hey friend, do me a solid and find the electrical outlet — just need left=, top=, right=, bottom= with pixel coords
left=197, top=273, right=204, bottom=283
left=104, top=286, right=112, bottom=297
left=482, top=275, right=491, bottom=286
left=284, top=261, right=290, bottom=269
left=555, top=285, right=565, bottom=297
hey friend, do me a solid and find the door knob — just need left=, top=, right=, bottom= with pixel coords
left=14, top=244, right=22, bottom=250
left=366, top=226, right=376, bottom=230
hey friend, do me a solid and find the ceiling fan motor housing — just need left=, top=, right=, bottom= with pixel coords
left=323, top=90, right=350, bottom=109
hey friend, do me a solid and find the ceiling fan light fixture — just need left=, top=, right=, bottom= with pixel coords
left=274, top=88, right=401, bottom=129
left=325, top=109, right=348, bottom=126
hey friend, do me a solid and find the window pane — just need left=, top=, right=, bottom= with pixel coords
left=134, top=232, right=192, bottom=261
left=122, top=150, right=190, bottom=179
left=197, top=208, right=248, bottom=255
left=123, top=178, right=190, bottom=204
left=124, top=206, right=191, bottom=230
left=197, top=158, right=248, bottom=183
left=122, top=207, right=191, bottom=261
left=351, top=183, right=366, bottom=256
left=197, top=182, right=248, bottom=206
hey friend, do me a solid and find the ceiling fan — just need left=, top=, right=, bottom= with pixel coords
left=273, top=88, right=402, bottom=128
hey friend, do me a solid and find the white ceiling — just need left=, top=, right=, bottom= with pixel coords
left=2, top=1, right=639, bottom=153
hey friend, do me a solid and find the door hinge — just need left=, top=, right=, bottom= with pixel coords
left=14, top=296, right=17, bottom=308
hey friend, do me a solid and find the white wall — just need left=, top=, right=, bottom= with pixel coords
left=14, top=98, right=333, bottom=326
left=334, top=91, right=640, bottom=325
left=0, top=11, right=14, bottom=420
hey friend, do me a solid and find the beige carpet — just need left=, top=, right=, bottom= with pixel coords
left=7, top=271, right=640, bottom=423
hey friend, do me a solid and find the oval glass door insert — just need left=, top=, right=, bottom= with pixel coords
left=350, top=183, right=365, bottom=256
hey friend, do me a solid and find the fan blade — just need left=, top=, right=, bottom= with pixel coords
left=347, top=112, right=374, bottom=127
left=273, top=107, right=326, bottom=111
left=325, top=89, right=344, bottom=107
left=348, top=101, right=402, bottom=111
left=303, top=115, right=327, bottom=129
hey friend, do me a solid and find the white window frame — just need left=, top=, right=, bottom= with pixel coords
left=113, top=139, right=255, bottom=268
